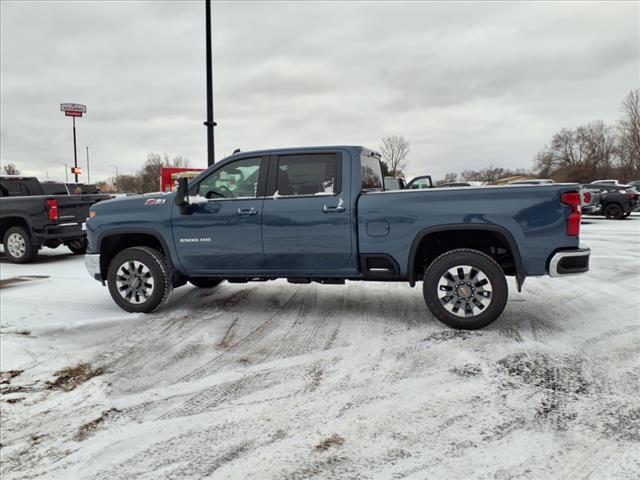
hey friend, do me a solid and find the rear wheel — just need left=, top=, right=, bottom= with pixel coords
left=3, top=226, right=38, bottom=263
left=423, top=248, right=508, bottom=330
left=189, top=278, right=224, bottom=288
left=604, top=203, right=624, bottom=219
left=66, top=238, right=87, bottom=255
left=107, top=247, right=172, bottom=313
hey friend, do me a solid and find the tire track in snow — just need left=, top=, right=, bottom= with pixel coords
left=176, top=287, right=302, bottom=383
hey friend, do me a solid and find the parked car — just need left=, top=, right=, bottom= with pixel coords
left=405, top=175, right=434, bottom=189
left=582, top=183, right=639, bottom=219
left=0, top=176, right=110, bottom=262
left=439, top=182, right=472, bottom=188
left=580, top=188, right=601, bottom=215
left=628, top=180, right=640, bottom=189
left=590, top=179, right=619, bottom=186
left=509, top=179, right=555, bottom=185
left=384, top=177, right=406, bottom=190
left=85, top=146, right=590, bottom=330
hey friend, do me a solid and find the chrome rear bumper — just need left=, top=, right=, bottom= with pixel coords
left=549, top=247, right=590, bottom=277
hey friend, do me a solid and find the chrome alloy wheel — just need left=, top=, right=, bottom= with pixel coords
left=437, top=264, right=493, bottom=318
left=115, top=260, right=155, bottom=304
left=6, top=233, right=27, bottom=258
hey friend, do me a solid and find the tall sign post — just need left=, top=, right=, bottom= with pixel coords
left=86, top=146, right=91, bottom=183
left=60, top=103, right=87, bottom=182
left=204, top=0, right=216, bottom=166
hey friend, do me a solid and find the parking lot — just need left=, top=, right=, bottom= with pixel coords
left=1, top=214, right=639, bottom=479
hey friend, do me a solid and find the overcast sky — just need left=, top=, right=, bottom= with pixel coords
left=1, top=1, right=638, bottom=182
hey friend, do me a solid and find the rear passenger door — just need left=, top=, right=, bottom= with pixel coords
left=261, top=152, right=354, bottom=273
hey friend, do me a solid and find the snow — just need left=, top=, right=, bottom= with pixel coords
left=1, top=214, right=639, bottom=479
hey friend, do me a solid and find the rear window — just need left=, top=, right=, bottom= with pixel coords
left=0, top=178, right=42, bottom=196
left=41, top=183, right=68, bottom=195
left=361, top=155, right=383, bottom=190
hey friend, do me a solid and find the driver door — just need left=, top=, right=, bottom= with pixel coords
left=172, top=156, right=267, bottom=275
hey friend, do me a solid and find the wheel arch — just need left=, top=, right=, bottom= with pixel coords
left=0, top=216, right=31, bottom=241
left=407, top=224, right=525, bottom=290
left=97, top=229, right=185, bottom=286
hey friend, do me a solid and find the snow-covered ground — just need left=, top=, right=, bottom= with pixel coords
left=1, top=215, right=639, bottom=479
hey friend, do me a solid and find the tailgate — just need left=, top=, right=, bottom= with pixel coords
left=53, top=194, right=111, bottom=223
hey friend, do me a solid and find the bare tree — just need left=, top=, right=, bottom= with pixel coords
left=618, top=88, right=640, bottom=174
left=2, top=163, right=20, bottom=175
left=138, top=153, right=191, bottom=193
left=576, top=121, right=617, bottom=175
left=534, top=121, right=618, bottom=182
left=380, top=135, right=410, bottom=177
left=441, top=172, right=458, bottom=184
left=114, top=174, right=141, bottom=193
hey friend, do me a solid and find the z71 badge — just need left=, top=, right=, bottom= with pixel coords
left=145, top=198, right=166, bottom=206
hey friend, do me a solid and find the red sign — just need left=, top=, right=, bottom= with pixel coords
left=60, top=103, right=87, bottom=113
left=71, top=167, right=83, bottom=175
left=65, top=111, right=83, bottom=117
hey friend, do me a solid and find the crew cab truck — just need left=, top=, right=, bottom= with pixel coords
left=1, top=176, right=110, bottom=262
left=84, top=146, right=590, bottom=330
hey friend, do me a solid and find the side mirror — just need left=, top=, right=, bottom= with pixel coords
left=174, top=177, right=190, bottom=214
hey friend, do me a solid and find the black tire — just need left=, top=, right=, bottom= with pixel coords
left=3, top=226, right=38, bottom=263
left=189, top=278, right=224, bottom=288
left=66, top=238, right=87, bottom=255
left=604, top=203, right=624, bottom=219
left=423, top=248, right=508, bottom=330
left=107, top=246, right=172, bottom=313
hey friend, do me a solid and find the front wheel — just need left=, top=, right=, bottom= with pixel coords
left=107, top=247, right=172, bottom=313
left=423, top=248, right=508, bottom=330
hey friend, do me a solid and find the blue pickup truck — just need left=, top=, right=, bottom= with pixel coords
left=85, top=146, right=590, bottom=329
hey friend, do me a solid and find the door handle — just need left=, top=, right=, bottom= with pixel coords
left=322, top=205, right=345, bottom=213
left=237, top=207, right=257, bottom=216
left=322, top=197, right=345, bottom=213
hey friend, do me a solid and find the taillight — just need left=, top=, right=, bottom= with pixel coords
left=561, top=192, right=581, bottom=237
left=46, top=199, right=59, bottom=221
left=629, top=192, right=638, bottom=202
left=583, top=192, right=591, bottom=204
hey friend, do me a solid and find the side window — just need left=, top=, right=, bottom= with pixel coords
left=275, top=154, right=338, bottom=197
left=411, top=180, right=429, bottom=189
left=361, top=155, right=383, bottom=190
left=196, top=157, right=262, bottom=199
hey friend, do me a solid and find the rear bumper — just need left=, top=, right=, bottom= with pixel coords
left=582, top=205, right=599, bottom=215
left=33, top=222, right=85, bottom=244
left=548, top=246, right=590, bottom=277
left=85, top=253, right=103, bottom=282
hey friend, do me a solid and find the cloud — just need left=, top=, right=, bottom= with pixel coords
left=1, top=0, right=638, bottom=181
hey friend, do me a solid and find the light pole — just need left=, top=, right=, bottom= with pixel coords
left=86, top=146, right=91, bottom=183
left=111, top=164, right=119, bottom=193
left=204, top=0, right=216, bottom=166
